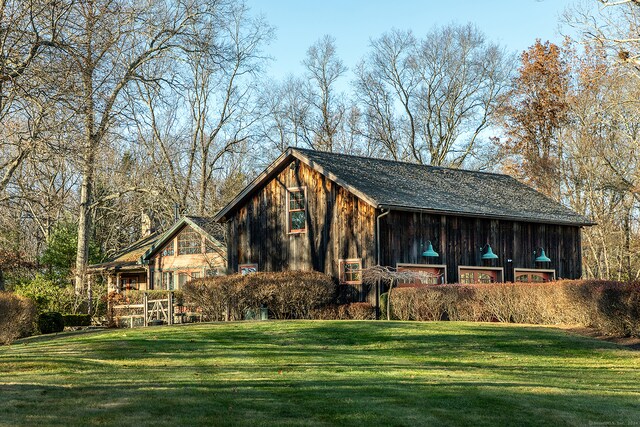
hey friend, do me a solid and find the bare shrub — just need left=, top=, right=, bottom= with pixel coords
left=0, top=292, right=36, bottom=344
left=388, top=280, right=640, bottom=337
left=183, top=271, right=336, bottom=320
left=346, top=302, right=376, bottom=320
left=309, top=305, right=341, bottom=320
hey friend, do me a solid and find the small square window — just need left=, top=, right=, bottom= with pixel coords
left=339, top=259, right=362, bottom=284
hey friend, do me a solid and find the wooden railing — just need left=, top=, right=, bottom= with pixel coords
left=112, top=292, right=201, bottom=327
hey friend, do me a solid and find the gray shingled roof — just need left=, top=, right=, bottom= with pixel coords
left=214, top=147, right=593, bottom=226
left=87, top=231, right=161, bottom=271
left=295, top=148, right=591, bottom=226
left=186, top=216, right=225, bottom=242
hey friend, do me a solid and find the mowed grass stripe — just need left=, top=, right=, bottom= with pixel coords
left=0, top=321, right=638, bottom=426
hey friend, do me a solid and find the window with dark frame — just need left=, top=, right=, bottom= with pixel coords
left=287, top=187, right=306, bottom=233
left=339, top=259, right=362, bottom=284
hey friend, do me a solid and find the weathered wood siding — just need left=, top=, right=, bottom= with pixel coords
left=226, top=159, right=377, bottom=279
left=379, top=210, right=582, bottom=283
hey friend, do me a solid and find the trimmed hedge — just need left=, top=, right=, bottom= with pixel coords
left=387, top=280, right=640, bottom=337
left=63, top=314, right=92, bottom=327
left=37, top=311, right=64, bottom=334
left=308, top=302, right=376, bottom=320
left=0, top=292, right=36, bottom=344
left=183, top=271, right=336, bottom=320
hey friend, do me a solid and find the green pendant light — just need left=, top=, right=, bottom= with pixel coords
left=422, top=241, right=439, bottom=258
left=535, top=248, right=551, bottom=263
left=481, top=244, right=498, bottom=260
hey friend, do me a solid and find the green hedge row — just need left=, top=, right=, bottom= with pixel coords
left=63, top=314, right=91, bottom=327
left=386, top=280, right=640, bottom=337
left=37, top=312, right=64, bottom=334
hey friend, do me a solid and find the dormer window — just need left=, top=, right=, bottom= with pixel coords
left=287, top=187, right=306, bottom=233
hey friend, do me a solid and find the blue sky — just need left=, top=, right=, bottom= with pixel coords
left=246, top=0, right=578, bottom=82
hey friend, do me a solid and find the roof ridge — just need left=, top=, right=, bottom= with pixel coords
left=290, top=146, right=512, bottom=179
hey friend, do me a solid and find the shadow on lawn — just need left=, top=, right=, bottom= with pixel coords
left=1, top=322, right=639, bottom=426
left=1, top=370, right=638, bottom=427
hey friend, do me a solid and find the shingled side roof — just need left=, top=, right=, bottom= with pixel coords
left=87, top=231, right=161, bottom=271
left=214, top=148, right=593, bottom=226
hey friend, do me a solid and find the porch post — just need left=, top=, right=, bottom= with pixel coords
left=167, top=291, right=174, bottom=325
left=143, top=292, right=148, bottom=327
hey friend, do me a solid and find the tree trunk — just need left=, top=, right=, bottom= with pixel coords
left=75, top=144, right=95, bottom=293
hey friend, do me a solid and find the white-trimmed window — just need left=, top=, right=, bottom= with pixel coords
left=163, top=271, right=174, bottom=290
left=178, top=272, right=188, bottom=289
left=514, top=268, right=555, bottom=283
left=458, top=267, right=504, bottom=284
left=287, top=187, right=307, bottom=233
left=339, top=259, right=362, bottom=284
left=397, top=264, right=447, bottom=286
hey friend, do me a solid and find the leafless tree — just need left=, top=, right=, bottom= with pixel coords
left=356, top=24, right=514, bottom=166
left=302, top=35, right=347, bottom=152
left=130, top=1, right=272, bottom=217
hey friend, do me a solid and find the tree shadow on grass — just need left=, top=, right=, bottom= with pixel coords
left=2, top=322, right=639, bottom=426
left=1, top=373, right=638, bottom=427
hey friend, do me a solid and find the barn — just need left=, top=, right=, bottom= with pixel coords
left=213, top=148, right=593, bottom=300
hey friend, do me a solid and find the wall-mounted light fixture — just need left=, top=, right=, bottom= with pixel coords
left=534, top=248, right=551, bottom=263
left=422, top=240, right=439, bottom=258
left=480, top=243, right=498, bottom=260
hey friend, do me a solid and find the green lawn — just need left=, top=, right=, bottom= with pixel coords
left=0, top=321, right=638, bottom=426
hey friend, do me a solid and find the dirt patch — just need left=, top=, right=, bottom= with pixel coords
left=560, top=325, right=640, bottom=351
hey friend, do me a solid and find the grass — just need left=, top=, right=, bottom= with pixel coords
left=0, top=321, right=638, bottom=426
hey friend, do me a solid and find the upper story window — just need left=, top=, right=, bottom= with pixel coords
left=287, top=187, right=306, bottom=233
left=178, top=227, right=201, bottom=255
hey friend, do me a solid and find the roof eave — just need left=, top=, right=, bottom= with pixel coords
left=377, top=204, right=596, bottom=227
left=213, top=149, right=294, bottom=222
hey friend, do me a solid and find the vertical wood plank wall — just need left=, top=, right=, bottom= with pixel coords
left=227, top=159, right=376, bottom=277
left=225, top=159, right=584, bottom=286
left=379, top=211, right=582, bottom=283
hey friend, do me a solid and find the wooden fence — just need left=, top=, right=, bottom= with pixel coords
left=112, top=292, right=201, bottom=328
